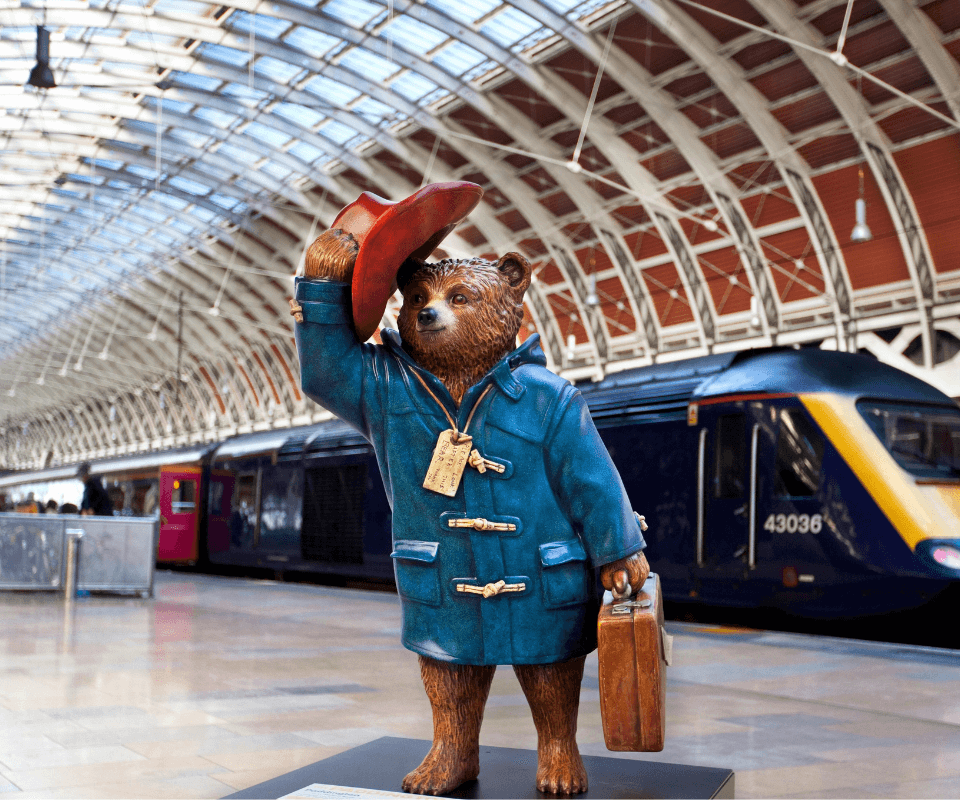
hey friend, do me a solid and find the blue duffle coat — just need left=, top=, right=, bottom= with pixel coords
left=294, top=278, right=645, bottom=665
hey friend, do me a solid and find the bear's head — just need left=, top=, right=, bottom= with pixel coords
left=304, top=229, right=533, bottom=406
left=397, top=253, right=532, bottom=405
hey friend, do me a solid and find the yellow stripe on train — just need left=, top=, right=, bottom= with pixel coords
left=800, top=393, right=960, bottom=551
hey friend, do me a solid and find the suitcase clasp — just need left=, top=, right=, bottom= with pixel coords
left=611, top=598, right=652, bottom=614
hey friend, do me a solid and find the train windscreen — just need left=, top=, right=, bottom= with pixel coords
left=858, top=401, right=960, bottom=480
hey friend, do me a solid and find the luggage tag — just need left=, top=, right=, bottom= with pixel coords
left=409, top=371, right=499, bottom=498
left=423, top=430, right=474, bottom=498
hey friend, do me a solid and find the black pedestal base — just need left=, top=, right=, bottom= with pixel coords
left=223, top=737, right=734, bottom=799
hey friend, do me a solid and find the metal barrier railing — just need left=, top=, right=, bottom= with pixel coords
left=0, top=513, right=158, bottom=597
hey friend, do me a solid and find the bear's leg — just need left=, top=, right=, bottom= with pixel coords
left=402, top=654, right=495, bottom=796
left=513, top=655, right=588, bottom=795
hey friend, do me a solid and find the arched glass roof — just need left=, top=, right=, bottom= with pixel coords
left=1, top=0, right=959, bottom=467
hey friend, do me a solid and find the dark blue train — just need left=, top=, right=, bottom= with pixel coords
left=4, top=347, right=958, bottom=615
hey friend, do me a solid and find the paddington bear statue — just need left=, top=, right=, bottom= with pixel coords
left=291, top=182, right=649, bottom=796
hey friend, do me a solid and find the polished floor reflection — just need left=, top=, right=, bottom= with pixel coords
left=2, top=572, right=960, bottom=798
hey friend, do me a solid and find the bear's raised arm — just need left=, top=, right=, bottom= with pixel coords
left=293, top=229, right=380, bottom=438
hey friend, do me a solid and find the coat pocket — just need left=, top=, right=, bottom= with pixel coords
left=539, top=539, right=589, bottom=608
left=391, top=540, right=441, bottom=606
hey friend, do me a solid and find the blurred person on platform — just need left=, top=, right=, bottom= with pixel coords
left=77, top=463, right=113, bottom=516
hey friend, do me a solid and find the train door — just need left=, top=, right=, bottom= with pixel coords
left=206, top=471, right=235, bottom=555
left=158, top=467, right=201, bottom=562
left=698, top=409, right=752, bottom=583
left=759, top=406, right=827, bottom=588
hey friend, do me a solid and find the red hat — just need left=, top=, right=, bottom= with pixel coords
left=331, top=181, right=484, bottom=341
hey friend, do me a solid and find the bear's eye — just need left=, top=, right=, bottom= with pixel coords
left=411, top=293, right=425, bottom=305
left=451, top=293, right=468, bottom=306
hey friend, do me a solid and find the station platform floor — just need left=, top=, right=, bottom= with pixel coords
left=2, top=571, right=960, bottom=799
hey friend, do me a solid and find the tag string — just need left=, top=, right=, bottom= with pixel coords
left=409, top=369, right=494, bottom=442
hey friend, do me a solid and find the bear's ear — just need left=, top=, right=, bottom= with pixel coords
left=497, top=252, right=532, bottom=295
left=396, top=258, right=424, bottom=292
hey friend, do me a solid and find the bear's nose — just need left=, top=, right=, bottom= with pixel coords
left=417, top=308, right=438, bottom=326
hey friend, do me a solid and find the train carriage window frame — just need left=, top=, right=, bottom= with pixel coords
left=714, top=413, right=746, bottom=499
left=171, top=479, right=197, bottom=513
left=775, top=409, right=825, bottom=498
left=858, top=400, right=960, bottom=480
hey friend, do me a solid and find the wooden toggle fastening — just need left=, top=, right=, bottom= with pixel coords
left=289, top=299, right=303, bottom=323
left=456, top=580, right=526, bottom=597
left=468, top=450, right=505, bottom=474
left=448, top=517, right=517, bottom=532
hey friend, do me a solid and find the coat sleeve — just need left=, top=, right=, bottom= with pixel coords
left=544, top=385, right=646, bottom=566
left=293, top=277, right=380, bottom=438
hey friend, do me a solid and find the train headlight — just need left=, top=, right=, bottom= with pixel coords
left=932, top=545, right=960, bottom=570
left=917, top=541, right=960, bottom=577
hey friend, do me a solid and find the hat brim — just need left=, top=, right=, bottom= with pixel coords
left=349, top=182, right=483, bottom=341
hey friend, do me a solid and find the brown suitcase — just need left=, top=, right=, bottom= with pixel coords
left=597, top=572, right=673, bottom=752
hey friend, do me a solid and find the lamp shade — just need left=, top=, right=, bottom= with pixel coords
left=26, top=27, right=56, bottom=89
left=851, top=197, right=872, bottom=243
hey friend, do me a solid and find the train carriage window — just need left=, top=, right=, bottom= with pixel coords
left=302, top=464, right=366, bottom=564
left=209, top=481, right=225, bottom=516
left=171, top=479, right=196, bottom=513
left=714, top=414, right=745, bottom=498
left=231, top=473, right=258, bottom=549
left=859, top=402, right=960, bottom=480
left=776, top=410, right=825, bottom=497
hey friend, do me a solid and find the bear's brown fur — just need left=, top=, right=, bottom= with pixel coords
left=396, top=255, right=529, bottom=406
left=304, top=226, right=649, bottom=796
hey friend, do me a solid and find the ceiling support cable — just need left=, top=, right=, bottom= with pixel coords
left=671, top=0, right=960, bottom=133
left=570, top=19, right=617, bottom=170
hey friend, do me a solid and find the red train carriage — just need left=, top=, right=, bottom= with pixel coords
left=0, top=447, right=211, bottom=566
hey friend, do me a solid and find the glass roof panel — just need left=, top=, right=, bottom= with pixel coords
left=283, top=26, right=340, bottom=58
left=543, top=0, right=584, bottom=11
left=168, top=175, right=210, bottom=196
left=152, top=0, right=210, bottom=14
left=382, top=16, right=448, bottom=53
left=432, top=41, right=487, bottom=76
left=243, top=121, right=291, bottom=148
left=351, top=96, right=400, bottom=126
left=228, top=12, right=292, bottom=40
left=301, top=75, right=361, bottom=107
left=168, top=128, right=213, bottom=148
left=216, top=143, right=260, bottom=165
left=481, top=7, right=546, bottom=48
left=189, top=206, right=218, bottom=222
left=338, top=48, right=400, bottom=82
left=168, top=71, right=222, bottom=91
left=318, top=120, right=358, bottom=146
left=151, top=97, right=195, bottom=115
left=324, top=0, right=383, bottom=27
left=126, top=32, right=179, bottom=48
left=259, top=161, right=293, bottom=181
left=255, top=56, right=303, bottom=83
left=194, top=106, right=237, bottom=128
left=287, top=141, right=329, bottom=164
left=273, top=102, right=326, bottom=128
left=428, top=0, right=501, bottom=25
left=198, top=43, right=251, bottom=68
left=221, top=83, right=270, bottom=103
left=207, top=192, right=241, bottom=209
left=391, top=71, right=439, bottom=102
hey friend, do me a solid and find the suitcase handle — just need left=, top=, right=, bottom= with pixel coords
left=612, top=580, right=632, bottom=601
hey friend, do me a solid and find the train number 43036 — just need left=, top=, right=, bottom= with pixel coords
left=763, top=513, right=823, bottom=534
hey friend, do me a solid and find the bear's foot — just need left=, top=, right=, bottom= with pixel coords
left=402, top=741, right=479, bottom=796
left=535, top=738, right=588, bottom=796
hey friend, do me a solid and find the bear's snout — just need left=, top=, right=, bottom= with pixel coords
left=418, top=307, right=439, bottom=327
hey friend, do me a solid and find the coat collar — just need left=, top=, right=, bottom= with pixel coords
left=381, top=330, right=546, bottom=412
